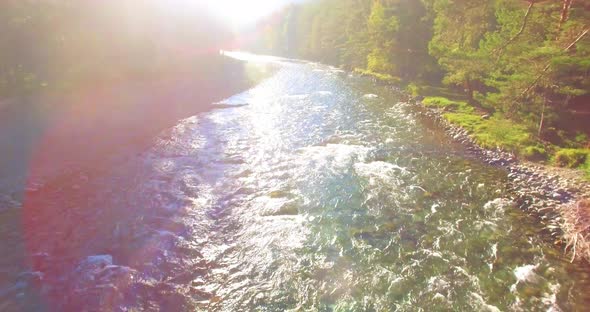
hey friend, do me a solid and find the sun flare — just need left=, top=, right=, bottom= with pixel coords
left=207, top=0, right=281, bottom=28
left=170, top=0, right=282, bottom=29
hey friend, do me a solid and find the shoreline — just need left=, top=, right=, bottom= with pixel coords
left=416, top=100, right=590, bottom=263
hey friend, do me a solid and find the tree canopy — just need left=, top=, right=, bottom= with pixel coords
left=251, top=0, right=590, bottom=148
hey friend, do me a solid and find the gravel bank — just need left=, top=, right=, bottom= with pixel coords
left=417, top=101, right=590, bottom=263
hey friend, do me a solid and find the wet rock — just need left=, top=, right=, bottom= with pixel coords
left=78, top=255, right=113, bottom=271
left=0, top=194, right=20, bottom=211
left=17, top=271, right=44, bottom=287
left=31, top=252, right=51, bottom=272
left=63, top=254, right=144, bottom=311
left=73, top=255, right=124, bottom=289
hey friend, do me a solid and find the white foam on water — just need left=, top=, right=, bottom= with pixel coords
left=298, top=144, right=370, bottom=172
left=363, top=94, right=379, bottom=99
left=315, top=91, right=333, bottom=96
left=542, top=283, right=563, bottom=312
left=354, top=161, right=408, bottom=182
left=214, top=90, right=255, bottom=106
left=252, top=196, right=298, bottom=216
left=514, top=264, right=540, bottom=283
left=468, top=292, right=502, bottom=312
left=427, top=276, right=450, bottom=294
left=483, top=198, right=514, bottom=219
left=283, top=94, right=310, bottom=100
left=511, top=264, right=541, bottom=292
left=489, top=243, right=498, bottom=272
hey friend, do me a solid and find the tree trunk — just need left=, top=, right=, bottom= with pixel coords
left=538, top=96, right=547, bottom=139
left=557, top=0, right=574, bottom=35
left=465, top=79, right=475, bottom=104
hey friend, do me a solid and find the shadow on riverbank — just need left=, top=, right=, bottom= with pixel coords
left=0, top=56, right=272, bottom=199
left=0, top=55, right=277, bottom=309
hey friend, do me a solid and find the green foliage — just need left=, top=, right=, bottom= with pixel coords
left=367, top=49, right=396, bottom=74
left=422, top=96, right=473, bottom=113
left=257, top=0, right=590, bottom=174
left=355, top=68, right=401, bottom=84
left=255, top=0, right=438, bottom=80
left=574, top=133, right=589, bottom=147
left=444, top=113, right=534, bottom=152
left=424, top=96, right=534, bottom=154
left=406, top=83, right=420, bottom=97
left=554, top=149, right=589, bottom=168
left=522, top=146, right=548, bottom=161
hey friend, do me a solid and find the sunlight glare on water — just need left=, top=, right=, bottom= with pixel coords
left=11, top=53, right=590, bottom=311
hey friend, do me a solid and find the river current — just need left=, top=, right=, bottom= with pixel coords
left=2, top=53, right=590, bottom=311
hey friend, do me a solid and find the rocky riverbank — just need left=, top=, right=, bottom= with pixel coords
left=417, top=100, right=590, bottom=263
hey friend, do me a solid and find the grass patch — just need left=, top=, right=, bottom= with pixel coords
left=406, top=83, right=467, bottom=101
left=420, top=95, right=589, bottom=179
left=521, top=146, right=548, bottom=161
left=423, top=97, right=474, bottom=113
left=443, top=113, right=534, bottom=152
left=554, top=148, right=589, bottom=168
left=354, top=68, right=401, bottom=84
left=423, top=96, right=534, bottom=153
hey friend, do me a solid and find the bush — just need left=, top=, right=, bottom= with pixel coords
left=406, top=83, right=420, bottom=97
left=522, top=146, right=548, bottom=161
left=554, top=149, right=589, bottom=168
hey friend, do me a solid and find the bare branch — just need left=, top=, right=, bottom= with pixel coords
left=495, top=0, right=535, bottom=61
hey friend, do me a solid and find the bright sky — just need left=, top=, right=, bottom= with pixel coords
left=165, top=0, right=301, bottom=29
left=207, top=0, right=291, bottom=28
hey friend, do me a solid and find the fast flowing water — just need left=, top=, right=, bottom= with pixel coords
left=3, top=54, right=590, bottom=311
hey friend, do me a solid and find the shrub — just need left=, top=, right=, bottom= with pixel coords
left=554, top=148, right=589, bottom=168
left=522, top=146, right=548, bottom=161
left=406, top=83, right=420, bottom=97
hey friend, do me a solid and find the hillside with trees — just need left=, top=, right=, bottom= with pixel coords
left=251, top=0, right=590, bottom=176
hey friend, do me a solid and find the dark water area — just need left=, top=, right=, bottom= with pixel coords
left=1, top=53, right=589, bottom=311
left=0, top=55, right=269, bottom=310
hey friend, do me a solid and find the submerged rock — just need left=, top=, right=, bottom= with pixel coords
left=363, top=94, right=379, bottom=99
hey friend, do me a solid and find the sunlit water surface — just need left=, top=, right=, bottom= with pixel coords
left=5, top=54, right=590, bottom=311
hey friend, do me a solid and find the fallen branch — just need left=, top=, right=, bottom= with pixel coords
left=561, top=199, right=590, bottom=263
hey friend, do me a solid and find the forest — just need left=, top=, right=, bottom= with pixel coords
left=252, top=0, right=590, bottom=175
